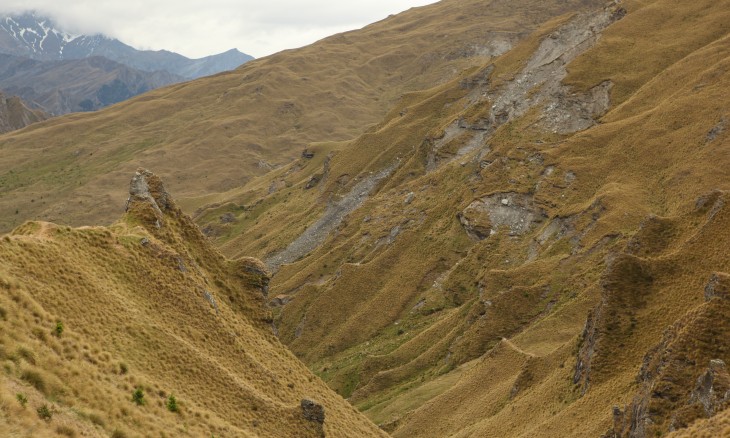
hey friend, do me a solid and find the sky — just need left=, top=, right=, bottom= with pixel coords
left=0, top=1, right=437, bottom=59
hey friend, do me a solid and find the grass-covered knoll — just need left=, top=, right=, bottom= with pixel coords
left=0, top=170, right=385, bottom=437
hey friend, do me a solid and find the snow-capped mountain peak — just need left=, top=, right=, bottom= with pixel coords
left=0, top=13, right=94, bottom=59
left=0, top=12, right=253, bottom=79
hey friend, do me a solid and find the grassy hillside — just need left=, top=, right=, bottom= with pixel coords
left=1, top=0, right=730, bottom=437
left=0, top=170, right=385, bottom=437
left=0, top=0, right=604, bottom=233
left=189, top=0, right=730, bottom=435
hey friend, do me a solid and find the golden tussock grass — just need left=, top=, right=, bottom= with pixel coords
left=0, top=178, right=386, bottom=437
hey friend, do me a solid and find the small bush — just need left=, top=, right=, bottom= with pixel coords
left=119, top=362, right=128, bottom=375
left=53, top=321, right=64, bottom=337
left=131, top=387, right=145, bottom=405
left=37, top=404, right=52, bottom=421
left=16, top=393, right=28, bottom=407
left=166, top=394, right=178, bottom=413
left=0, top=306, right=7, bottom=320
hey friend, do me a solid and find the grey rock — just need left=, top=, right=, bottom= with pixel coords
left=300, top=399, right=325, bottom=424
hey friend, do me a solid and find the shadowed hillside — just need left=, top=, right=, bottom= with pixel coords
left=0, top=170, right=385, bottom=437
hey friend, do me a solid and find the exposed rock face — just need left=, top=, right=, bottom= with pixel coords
left=706, top=117, right=726, bottom=143
left=458, top=193, right=547, bottom=240
left=705, top=272, right=730, bottom=301
left=301, top=399, right=326, bottom=424
left=424, top=5, right=624, bottom=173
left=689, top=359, right=730, bottom=418
left=237, top=257, right=271, bottom=297
left=480, top=5, right=623, bottom=134
left=265, top=164, right=396, bottom=272
left=126, top=168, right=174, bottom=229
left=0, top=91, right=48, bottom=133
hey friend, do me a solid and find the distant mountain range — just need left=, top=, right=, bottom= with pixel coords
left=0, top=53, right=183, bottom=114
left=0, top=13, right=253, bottom=78
left=0, top=12, right=253, bottom=116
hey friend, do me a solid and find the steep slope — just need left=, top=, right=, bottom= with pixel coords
left=0, top=53, right=182, bottom=115
left=0, top=91, right=47, bottom=133
left=0, top=0, right=604, bottom=232
left=0, top=169, right=385, bottom=437
left=0, top=13, right=253, bottom=79
left=2, top=0, right=730, bottom=436
left=185, top=0, right=730, bottom=436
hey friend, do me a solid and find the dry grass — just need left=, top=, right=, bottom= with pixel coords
left=183, top=0, right=730, bottom=436
left=0, top=178, right=385, bottom=437
left=0, top=0, right=603, bottom=233
left=2, top=0, right=730, bottom=437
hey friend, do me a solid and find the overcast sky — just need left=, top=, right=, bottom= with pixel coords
left=0, top=1, right=437, bottom=59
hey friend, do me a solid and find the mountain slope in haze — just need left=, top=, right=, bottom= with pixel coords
left=0, top=0, right=605, bottom=233
left=0, top=53, right=183, bottom=115
left=0, top=90, right=47, bottom=133
left=0, top=12, right=253, bottom=79
left=0, top=169, right=385, bottom=438
left=185, top=0, right=730, bottom=436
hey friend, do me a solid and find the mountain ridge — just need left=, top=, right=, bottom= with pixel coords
left=0, top=168, right=386, bottom=437
left=0, top=53, right=184, bottom=115
left=0, top=12, right=253, bottom=79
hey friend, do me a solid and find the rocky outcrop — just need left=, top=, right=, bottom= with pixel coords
left=0, top=91, right=48, bottom=133
left=301, top=399, right=326, bottom=423
left=126, top=168, right=175, bottom=229
left=689, top=359, right=730, bottom=418
left=236, top=257, right=271, bottom=297
left=705, top=272, right=730, bottom=301
left=458, top=193, right=547, bottom=240
left=301, top=399, right=326, bottom=437
left=478, top=5, right=624, bottom=135
left=265, top=164, right=395, bottom=272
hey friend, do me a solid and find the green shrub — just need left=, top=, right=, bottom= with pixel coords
left=166, top=394, right=178, bottom=413
left=37, top=404, right=52, bottom=421
left=54, top=321, right=64, bottom=337
left=131, top=387, right=145, bottom=405
left=16, top=393, right=28, bottom=407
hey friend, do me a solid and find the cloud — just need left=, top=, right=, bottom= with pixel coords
left=0, top=1, right=435, bottom=58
